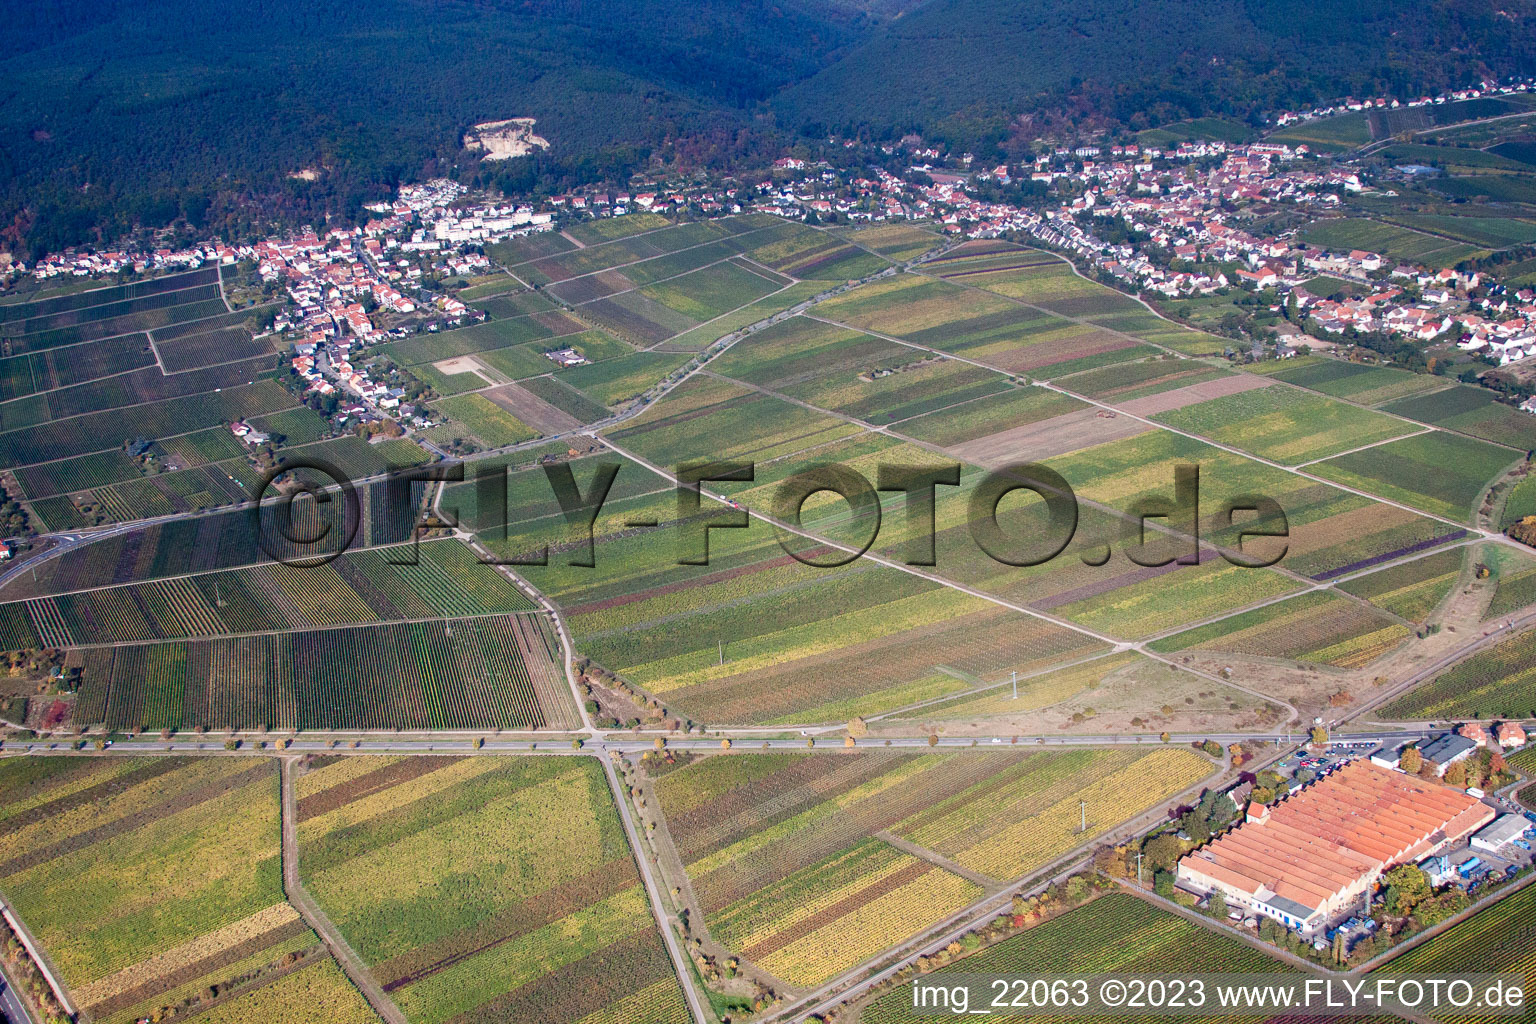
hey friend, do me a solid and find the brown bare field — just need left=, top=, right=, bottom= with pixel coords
left=546, top=270, right=635, bottom=305
left=481, top=381, right=581, bottom=434
left=532, top=310, right=588, bottom=335
left=1116, top=373, right=1275, bottom=417
left=951, top=407, right=1151, bottom=466
left=431, top=355, right=496, bottom=384
left=986, top=330, right=1138, bottom=375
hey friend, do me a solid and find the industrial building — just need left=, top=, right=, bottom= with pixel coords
left=1177, top=760, right=1494, bottom=934
left=1470, top=814, right=1528, bottom=853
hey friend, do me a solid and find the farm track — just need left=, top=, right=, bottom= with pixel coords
left=10, top=222, right=1536, bottom=1024
left=278, top=756, right=408, bottom=1024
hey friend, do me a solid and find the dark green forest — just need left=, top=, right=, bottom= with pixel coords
left=3, top=0, right=1534, bottom=256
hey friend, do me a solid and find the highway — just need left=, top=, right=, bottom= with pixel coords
left=0, top=976, right=32, bottom=1024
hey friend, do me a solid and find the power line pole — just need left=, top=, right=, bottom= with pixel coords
left=1136, top=850, right=1143, bottom=886
left=1080, top=799, right=1087, bottom=833
left=1011, top=670, right=1018, bottom=700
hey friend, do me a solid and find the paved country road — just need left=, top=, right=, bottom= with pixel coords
left=0, top=976, right=33, bottom=1024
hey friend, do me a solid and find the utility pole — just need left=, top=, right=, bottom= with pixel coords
left=1136, top=850, right=1143, bottom=886
left=1011, top=670, right=1018, bottom=700
left=1080, top=800, right=1087, bottom=833
left=718, top=641, right=723, bottom=666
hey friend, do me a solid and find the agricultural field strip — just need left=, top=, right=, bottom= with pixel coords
left=0, top=370, right=286, bottom=455
left=0, top=346, right=281, bottom=416
left=0, top=537, right=555, bottom=648
left=1289, top=426, right=1438, bottom=469
left=696, top=361, right=1317, bottom=592
left=33, top=602, right=549, bottom=652
left=1, top=279, right=229, bottom=333
left=916, top=253, right=1535, bottom=455
left=496, top=217, right=712, bottom=268
left=148, top=346, right=279, bottom=379
left=0, top=292, right=240, bottom=353
left=590, top=432, right=1299, bottom=724
left=1133, top=568, right=1420, bottom=648
left=786, top=311, right=1471, bottom=589
left=878, top=384, right=1039, bottom=429
left=1247, top=367, right=1532, bottom=454
left=909, top=256, right=1210, bottom=360
left=498, top=217, right=871, bottom=274
left=519, top=221, right=787, bottom=290
left=1038, top=376, right=1513, bottom=538
left=639, top=279, right=805, bottom=353
left=861, top=647, right=1127, bottom=723
left=278, top=758, right=410, bottom=1024
left=558, top=249, right=772, bottom=308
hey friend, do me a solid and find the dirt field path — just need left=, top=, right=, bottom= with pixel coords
left=279, top=757, right=407, bottom=1024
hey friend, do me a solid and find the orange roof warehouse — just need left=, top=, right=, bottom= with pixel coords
left=1177, top=760, right=1494, bottom=934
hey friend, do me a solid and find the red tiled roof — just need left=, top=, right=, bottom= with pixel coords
left=1181, top=760, right=1493, bottom=913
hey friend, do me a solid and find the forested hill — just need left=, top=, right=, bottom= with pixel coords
left=3, top=0, right=1534, bottom=257
left=774, top=0, right=1536, bottom=145
left=0, top=0, right=873, bottom=255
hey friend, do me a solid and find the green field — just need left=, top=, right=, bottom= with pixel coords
left=72, top=613, right=574, bottom=732
left=661, top=280, right=828, bottom=351
left=1378, top=626, right=1536, bottom=719
left=10, top=537, right=537, bottom=648
left=1299, top=218, right=1482, bottom=268
left=834, top=222, right=944, bottom=260
left=816, top=273, right=1155, bottom=378
left=0, top=377, right=299, bottom=469
left=1137, top=117, right=1251, bottom=146
left=1267, top=112, right=1371, bottom=150
left=432, top=393, right=539, bottom=447
left=1337, top=546, right=1465, bottom=622
left=556, top=351, right=692, bottom=406
left=602, top=374, right=860, bottom=466
left=895, top=385, right=1085, bottom=446
left=710, top=315, right=1011, bottom=425
left=638, top=259, right=784, bottom=322
left=859, top=891, right=1289, bottom=1023
left=1483, top=545, right=1536, bottom=620
left=1311, top=431, right=1521, bottom=521
left=1152, top=384, right=1414, bottom=464
left=1381, top=385, right=1536, bottom=450
left=1265, top=358, right=1443, bottom=407
left=1500, top=471, right=1536, bottom=529
left=1060, top=358, right=1233, bottom=402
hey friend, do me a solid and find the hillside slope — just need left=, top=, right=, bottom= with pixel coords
left=3, top=0, right=1535, bottom=254
left=775, top=0, right=1536, bottom=143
